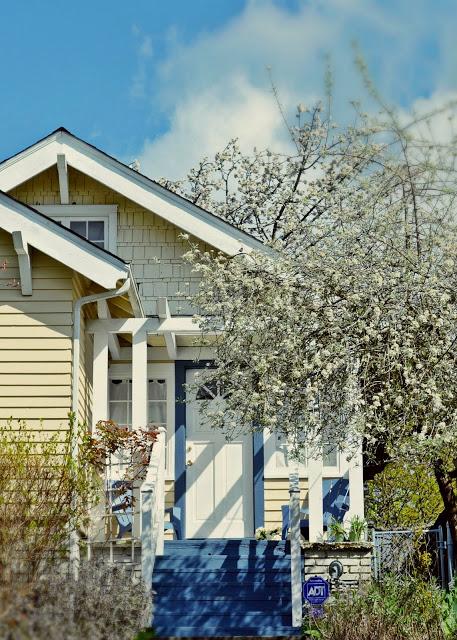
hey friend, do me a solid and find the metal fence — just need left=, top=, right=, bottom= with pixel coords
left=372, top=525, right=455, bottom=589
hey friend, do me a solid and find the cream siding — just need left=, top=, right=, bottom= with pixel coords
left=72, top=272, right=94, bottom=427
left=264, top=477, right=309, bottom=532
left=0, top=230, right=73, bottom=434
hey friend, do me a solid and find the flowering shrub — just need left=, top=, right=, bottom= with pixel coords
left=173, top=91, right=457, bottom=544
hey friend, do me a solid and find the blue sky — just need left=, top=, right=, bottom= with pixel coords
left=1, top=0, right=456, bottom=179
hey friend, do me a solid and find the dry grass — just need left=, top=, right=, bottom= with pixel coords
left=0, top=562, right=152, bottom=640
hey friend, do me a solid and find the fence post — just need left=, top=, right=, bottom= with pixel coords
left=141, top=486, right=154, bottom=588
left=438, top=527, right=447, bottom=590
left=447, top=523, right=454, bottom=587
left=289, top=469, right=302, bottom=628
left=372, top=529, right=378, bottom=581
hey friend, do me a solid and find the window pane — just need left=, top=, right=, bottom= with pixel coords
left=88, top=221, right=105, bottom=242
left=196, top=382, right=218, bottom=400
left=323, top=443, right=338, bottom=467
left=70, top=220, right=87, bottom=237
left=110, top=403, right=128, bottom=426
left=93, top=241, right=105, bottom=249
left=109, top=379, right=130, bottom=401
left=149, top=379, right=166, bottom=401
left=148, top=403, right=166, bottom=424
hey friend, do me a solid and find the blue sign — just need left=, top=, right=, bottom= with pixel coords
left=303, top=576, right=330, bottom=605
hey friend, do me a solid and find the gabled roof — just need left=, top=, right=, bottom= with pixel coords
left=0, top=127, right=269, bottom=256
left=0, top=190, right=140, bottom=294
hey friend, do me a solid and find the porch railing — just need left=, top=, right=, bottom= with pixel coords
left=140, top=426, right=166, bottom=588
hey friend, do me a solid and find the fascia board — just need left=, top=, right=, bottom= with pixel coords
left=0, top=135, right=60, bottom=191
left=0, top=194, right=129, bottom=289
left=0, top=131, right=270, bottom=256
left=61, top=136, right=268, bottom=255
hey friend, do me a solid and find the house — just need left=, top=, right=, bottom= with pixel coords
left=0, top=128, right=365, bottom=635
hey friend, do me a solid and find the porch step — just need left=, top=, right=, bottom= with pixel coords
left=152, top=539, right=300, bottom=638
left=163, top=539, right=290, bottom=556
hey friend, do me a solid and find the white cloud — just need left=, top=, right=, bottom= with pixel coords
left=139, top=74, right=293, bottom=179
left=130, top=30, right=154, bottom=99
left=136, top=0, right=457, bottom=180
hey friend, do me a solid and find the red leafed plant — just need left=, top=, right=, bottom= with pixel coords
left=81, top=420, right=159, bottom=506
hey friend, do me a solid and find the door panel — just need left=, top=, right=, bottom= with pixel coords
left=185, top=369, right=253, bottom=538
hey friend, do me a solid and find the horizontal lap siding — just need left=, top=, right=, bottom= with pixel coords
left=264, top=477, right=309, bottom=532
left=73, top=272, right=93, bottom=428
left=0, top=231, right=73, bottom=434
left=165, top=480, right=175, bottom=540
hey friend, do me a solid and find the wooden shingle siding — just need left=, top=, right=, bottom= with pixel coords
left=9, top=166, right=209, bottom=316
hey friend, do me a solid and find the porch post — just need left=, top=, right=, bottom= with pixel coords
left=92, top=331, right=109, bottom=430
left=308, top=453, right=324, bottom=542
left=347, top=444, right=364, bottom=521
left=132, top=329, right=148, bottom=428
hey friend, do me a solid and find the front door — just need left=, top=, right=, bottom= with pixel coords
left=185, top=369, right=253, bottom=538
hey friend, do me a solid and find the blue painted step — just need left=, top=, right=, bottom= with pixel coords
left=153, top=585, right=285, bottom=601
left=152, top=569, right=290, bottom=586
left=153, top=625, right=300, bottom=638
left=153, top=599, right=292, bottom=614
left=163, top=539, right=290, bottom=556
left=155, top=555, right=292, bottom=570
left=152, top=538, right=300, bottom=638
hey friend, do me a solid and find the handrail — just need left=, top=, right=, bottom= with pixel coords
left=141, top=427, right=167, bottom=588
left=289, top=468, right=303, bottom=628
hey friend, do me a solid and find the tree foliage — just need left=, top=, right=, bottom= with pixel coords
left=165, top=84, right=457, bottom=540
left=366, top=463, right=443, bottom=530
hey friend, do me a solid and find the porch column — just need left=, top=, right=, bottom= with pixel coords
left=132, top=329, right=148, bottom=428
left=308, top=452, right=324, bottom=542
left=92, top=331, right=109, bottom=431
left=346, top=444, right=364, bottom=521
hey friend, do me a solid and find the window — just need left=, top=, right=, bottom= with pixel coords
left=35, top=205, right=117, bottom=252
left=322, top=442, right=339, bottom=468
left=68, top=220, right=105, bottom=248
left=109, top=379, right=131, bottom=427
left=148, top=379, right=167, bottom=425
left=109, top=378, right=167, bottom=430
left=108, top=364, right=174, bottom=479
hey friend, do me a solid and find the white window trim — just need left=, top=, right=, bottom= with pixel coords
left=263, top=431, right=345, bottom=478
left=108, top=362, right=175, bottom=480
left=35, top=205, right=117, bottom=253
left=263, top=429, right=308, bottom=478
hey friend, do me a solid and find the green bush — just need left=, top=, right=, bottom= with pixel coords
left=304, top=575, right=447, bottom=640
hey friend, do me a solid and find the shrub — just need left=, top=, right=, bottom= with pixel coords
left=0, top=562, right=152, bottom=640
left=0, top=417, right=97, bottom=591
left=304, top=575, right=446, bottom=640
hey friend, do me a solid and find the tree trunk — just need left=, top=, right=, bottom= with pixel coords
left=434, top=459, right=457, bottom=547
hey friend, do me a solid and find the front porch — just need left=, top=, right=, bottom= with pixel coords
left=86, top=307, right=364, bottom=549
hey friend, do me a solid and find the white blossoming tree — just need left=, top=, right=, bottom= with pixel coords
left=163, top=93, right=457, bottom=543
